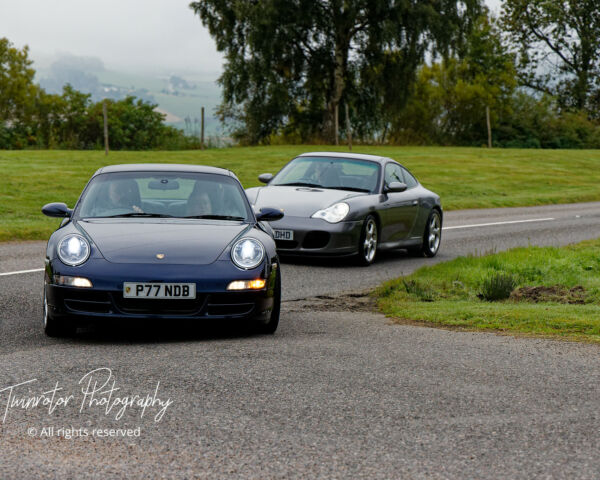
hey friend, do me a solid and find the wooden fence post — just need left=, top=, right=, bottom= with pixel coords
left=486, top=105, right=492, bottom=148
left=201, top=107, right=205, bottom=150
left=103, top=99, right=109, bottom=155
left=345, top=103, right=352, bottom=151
left=334, top=104, right=339, bottom=146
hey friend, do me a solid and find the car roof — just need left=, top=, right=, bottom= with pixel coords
left=94, top=163, right=235, bottom=177
left=297, top=151, right=392, bottom=164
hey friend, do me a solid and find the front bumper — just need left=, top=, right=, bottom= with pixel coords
left=46, top=285, right=274, bottom=322
left=45, top=259, right=277, bottom=323
left=271, top=216, right=363, bottom=256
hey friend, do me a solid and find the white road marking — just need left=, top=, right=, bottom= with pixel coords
left=444, top=217, right=555, bottom=231
left=0, top=268, right=44, bottom=277
left=0, top=217, right=562, bottom=276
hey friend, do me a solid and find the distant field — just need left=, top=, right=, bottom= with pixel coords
left=1, top=146, right=599, bottom=241
left=95, top=70, right=222, bottom=134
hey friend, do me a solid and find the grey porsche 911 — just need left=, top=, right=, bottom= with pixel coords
left=246, top=152, right=442, bottom=266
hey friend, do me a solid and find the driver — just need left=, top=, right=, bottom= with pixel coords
left=304, top=161, right=328, bottom=184
left=107, top=180, right=143, bottom=213
left=186, top=186, right=213, bottom=217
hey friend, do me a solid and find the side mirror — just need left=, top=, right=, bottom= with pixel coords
left=384, top=182, right=408, bottom=193
left=42, top=202, right=72, bottom=218
left=256, top=207, right=284, bottom=222
left=258, top=173, right=274, bottom=184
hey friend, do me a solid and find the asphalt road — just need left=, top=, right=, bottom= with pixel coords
left=1, top=202, right=600, bottom=479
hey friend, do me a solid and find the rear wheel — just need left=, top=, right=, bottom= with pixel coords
left=253, top=269, right=281, bottom=334
left=43, top=289, right=76, bottom=337
left=356, top=215, right=378, bottom=266
left=410, top=210, right=442, bottom=258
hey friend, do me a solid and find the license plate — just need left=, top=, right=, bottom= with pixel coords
left=123, top=283, right=196, bottom=299
left=273, top=229, right=294, bottom=240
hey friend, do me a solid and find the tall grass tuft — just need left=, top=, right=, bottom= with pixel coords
left=479, top=273, right=517, bottom=301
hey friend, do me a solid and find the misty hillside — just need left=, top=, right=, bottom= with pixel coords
left=34, top=54, right=222, bottom=136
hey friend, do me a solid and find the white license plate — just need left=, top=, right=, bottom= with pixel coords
left=273, top=229, right=294, bottom=240
left=123, top=283, right=196, bottom=299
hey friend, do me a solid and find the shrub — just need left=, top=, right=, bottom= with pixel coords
left=479, top=273, right=517, bottom=301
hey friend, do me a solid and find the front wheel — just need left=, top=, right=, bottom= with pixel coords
left=417, top=210, right=442, bottom=258
left=253, top=268, right=281, bottom=334
left=356, top=215, right=378, bottom=266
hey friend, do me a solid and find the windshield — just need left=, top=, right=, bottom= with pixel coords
left=271, top=156, right=380, bottom=192
left=76, top=171, right=252, bottom=221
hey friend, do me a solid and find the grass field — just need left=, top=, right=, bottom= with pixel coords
left=1, top=146, right=600, bottom=241
left=377, top=239, right=600, bottom=342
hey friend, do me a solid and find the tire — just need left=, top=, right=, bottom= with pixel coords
left=411, top=210, right=442, bottom=258
left=253, top=268, right=281, bottom=334
left=356, top=215, right=378, bottom=266
left=43, top=290, right=76, bottom=337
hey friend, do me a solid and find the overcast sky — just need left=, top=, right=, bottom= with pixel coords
left=0, top=0, right=222, bottom=73
left=0, top=0, right=503, bottom=74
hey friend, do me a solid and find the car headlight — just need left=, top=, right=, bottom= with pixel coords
left=57, top=234, right=90, bottom=266
left=311, top=202, right=350, bottom=223
left=231, top=238, right=265, bottom=269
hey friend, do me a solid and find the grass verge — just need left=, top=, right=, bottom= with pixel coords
left=377, top=239, right=600, bottom=343
left=1, top=146, right=600, bottom=241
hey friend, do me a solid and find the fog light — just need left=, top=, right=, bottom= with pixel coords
left=54, top=275, right=93, bottom=288
left=227, top=279, right=266, bottom=290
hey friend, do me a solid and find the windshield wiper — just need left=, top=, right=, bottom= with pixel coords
left=183, top=215, right=246, bottom=221
left=321, top=186, right=371, bottom=193
left=101, top=213, right=175, bottom=218
left=275, top=182, right=323, bottom=188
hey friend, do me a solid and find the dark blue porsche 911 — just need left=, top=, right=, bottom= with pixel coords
left=41, top=164, right=284, bottom=337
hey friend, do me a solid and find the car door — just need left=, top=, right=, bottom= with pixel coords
left=379, top=163, right=420, bottom=243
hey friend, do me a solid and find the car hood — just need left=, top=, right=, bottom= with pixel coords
left=77, top=219, right=249, bottom=265
left=251, top=186, right=366, bottom=217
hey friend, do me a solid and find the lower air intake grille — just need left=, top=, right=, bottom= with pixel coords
left=275, top=239, right=298, bottom=249
left=302, top=231, right=330, bottom=249
left=113, top=294, right=206, bottom=316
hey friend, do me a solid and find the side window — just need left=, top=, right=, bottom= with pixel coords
left=402, top=168, right=418, bottom=188
left=384, top=163, right=404, bottom=186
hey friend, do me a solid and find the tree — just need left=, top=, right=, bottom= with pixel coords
left=502, top=0, right=600, bottom=116
left=59, top=85, right=92, bottom=148
left=392, top=14, right=517, bottom=145
left=190, top=0, right=483, bottom=144
left=0, top=38, right=38, bottom=128
left=33, top=89, right=65, bottom=148
left=85, top=97, right=171, bottom=150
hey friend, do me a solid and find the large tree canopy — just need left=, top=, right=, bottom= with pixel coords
left=190, top=0, right=483, bottom=144
left=502, top=0, right=600, bottom=116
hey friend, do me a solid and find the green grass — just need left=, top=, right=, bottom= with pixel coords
left=1, top=146, right=600, bottom=241
left=377, top=239, right=600, bottom=342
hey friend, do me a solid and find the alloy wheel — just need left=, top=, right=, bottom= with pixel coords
left=363, top=218, right=378, bottom=262
left=428, top=212, right=441, bottom=253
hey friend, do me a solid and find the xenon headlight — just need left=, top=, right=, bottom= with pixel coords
left=57, top=234, right=90, bottom=266
left=311, top=202, right=350, bottom=223
left=231, top=238, right=265, bottom=270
